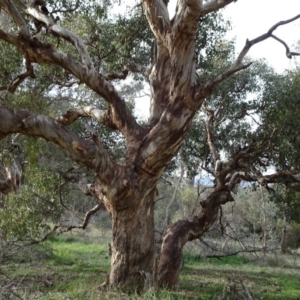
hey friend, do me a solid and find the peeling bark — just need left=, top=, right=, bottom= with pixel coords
left=109, top=186, right=156, bottom=290
left=0, top=0, right=299, bottom=291
left=158, top=187, right=234, bottom=287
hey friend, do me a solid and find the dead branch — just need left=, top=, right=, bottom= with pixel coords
left=195, top=14, right=300, bottom=103
left=30, top=203, right=102, bottom=244
left=271, top=35, right=300, bottom=59
left=240, top=279, right=253, bottom=300
left=236, top=14, right=300, bottom=65
left=3, top=59, right=35, bottom=102
left=198, top=238, right=280, bottom=259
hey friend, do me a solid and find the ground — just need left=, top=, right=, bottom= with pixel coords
left=1, top=229, right=300, bottom=299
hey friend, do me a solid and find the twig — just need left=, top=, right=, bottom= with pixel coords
left=240, top=280, right=253, bottom=300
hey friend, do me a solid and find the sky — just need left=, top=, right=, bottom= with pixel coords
left=169, top=0, right=300, bottom=72
left=135, top=0, right=300, bottom=117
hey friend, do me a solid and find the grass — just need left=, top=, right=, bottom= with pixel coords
left=180, top=254, right=300, bottom=300
left=1, top=233, right=300, bottom=299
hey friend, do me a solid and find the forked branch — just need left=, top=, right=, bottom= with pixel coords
left=58, top=106, right=116, bottom=130
left=25, top=5, right=94, bottom=70
left=236, top=14, right=300, bottom=65
left=1, top=59, right=35, bottom=100
left=0, top=107, right=119, bottom=183
left=31, top=203, right=103, bottom=244
left=0, top=0, right=29, bottom=36
left=271, top=35, right=300, bottom=59
left=195, top=14, right=300, bottom=104
left=0, top=3, right=143, bottom=142
left=142, top=0, right=170, bottom=46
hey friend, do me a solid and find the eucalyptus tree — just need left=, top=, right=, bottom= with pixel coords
left=0, top=0, right=299, bottom=290
left=260, top=68, right=300, bottom=252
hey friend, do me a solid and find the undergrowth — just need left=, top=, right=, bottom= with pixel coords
left=0, top=233, right=300, bottom=299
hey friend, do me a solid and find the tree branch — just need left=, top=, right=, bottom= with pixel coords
left=125, top=61, right=151, bottom=80
left=236, top=14, right=300, bottom=65
left=3, top=59, right=35, bottom=99
left=0, top=28, right=20, bottom=48
left=0, top=15, right=143, bottom=142
left=24, top=5, right=94, bottom=70
left=172, top=0, right=202, bottom=30
left=30, top=203, right=102, bottom=244
left=194, top=14, right=300, bottom=105
left=201, top=0, right=237, bottom=16
left=271, top=34, right=300, bottom=59
left=142, top=0, right=170, bottom=46
left=202, top=103, right=220, bottom=165
left=103, top=69, right=129, bottom=81
left=0, top=0, right=29, bottom=36
left=58, top=106, right=116, bottom=130
left=0, top=107, right=121, bottom=188
left=194, top=63, right=252, bottom=105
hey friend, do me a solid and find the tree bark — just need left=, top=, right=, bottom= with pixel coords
left=0, top=0, right=299, bottom=292
left=109, top=186, right=156, bottom=290
left=157, top=186, right=234, bottom=287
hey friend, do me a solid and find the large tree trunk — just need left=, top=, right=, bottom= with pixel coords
left=109, top=187, right=156, bottom=289
left=1, top=0, right=293, bottom=293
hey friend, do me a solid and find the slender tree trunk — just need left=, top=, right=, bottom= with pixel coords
left=280, top=215, right=287, bottom=254
left=260, top=186, right=268, bottom=254
left=164, top=162, right=185, bottom=227
left=109, top=187, right=156, bottom=289
left=157, top=187, right=233, bottom=287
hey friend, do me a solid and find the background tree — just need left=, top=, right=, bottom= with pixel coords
left=0, top=0, right=299, bottom=290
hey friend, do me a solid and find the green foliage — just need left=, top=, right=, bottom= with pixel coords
left=270, top=187, right=300, bottom=223
left=285, top=223, right=300, bottom=249
left=182, top=56, right=274, bottom=177
left=0, top=165, right=61, bottom=240
left=59, top=1, right=152, bottom=75
left=259, top=68, right=300, bottom=172
left=0, top=42, right=22, bottom=89
left=196, top=12, right=232, bottom=79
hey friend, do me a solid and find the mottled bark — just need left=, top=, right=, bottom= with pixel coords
left=109, top=187, right=156, bottom=289
left=0, top=0, right=299, bottom=292
left=157, top=187, right=234, bottom=287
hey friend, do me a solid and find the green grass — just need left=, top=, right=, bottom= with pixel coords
left=184, top=253, right=248, bottom=266
left=180, top=254, right=300, bottom=300
left=1, top=234, right=300, bottom=299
